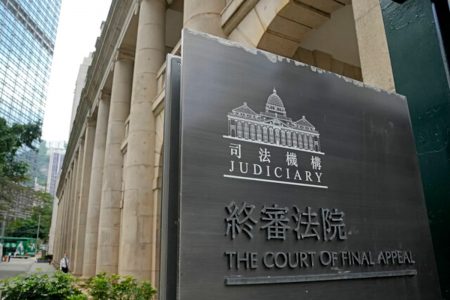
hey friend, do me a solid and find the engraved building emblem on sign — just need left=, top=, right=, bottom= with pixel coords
left=224, top=88, right=322, bottom=154
left=223, top=89, right=327, bottom=189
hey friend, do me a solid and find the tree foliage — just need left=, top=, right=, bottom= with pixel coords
left=0, top=117, right=42, bottom=182
left=0, top=272, right=156, bottom=300
left=0, top=271, right=84, bottom=300
left=5, top=192, right=52, bottom=241
left=88, top=273, right=156, bottom=300
left=0, top=117, right=45, bottom=236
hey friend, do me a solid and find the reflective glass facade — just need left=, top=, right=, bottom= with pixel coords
left=0, top=0, right=61, bottom=124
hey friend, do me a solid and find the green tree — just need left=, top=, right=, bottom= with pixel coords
left=5, top=192, right=52, bottom=241
left=0, top=271, right=84, bottom=300
left=0, top=117, right=41, bottom=182
left=16, top=141, right=50, bottom=187
left=0, top=117, right=43, bottom=235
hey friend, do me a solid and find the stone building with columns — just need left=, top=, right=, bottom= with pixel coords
left=51, top=0, right=395, bottom=293
left=227, top=89, right=321, bottom=153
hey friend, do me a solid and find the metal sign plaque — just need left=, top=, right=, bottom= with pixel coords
left=173, top=29, right=441, bottom=300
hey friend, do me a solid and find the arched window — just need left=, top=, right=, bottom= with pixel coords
left=281, top=130, right=286, bottom=146
left=263, top=127, right=268, bottom=142
left=257, top=126, right=262, bottom=141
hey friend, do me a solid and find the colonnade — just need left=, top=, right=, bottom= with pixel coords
left=52, top=0, right=225, bottom=286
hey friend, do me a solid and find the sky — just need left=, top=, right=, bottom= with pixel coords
left=42, top=0, right=112, bottom=142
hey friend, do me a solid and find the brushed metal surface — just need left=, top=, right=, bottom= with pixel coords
left=170, top=30, right=442, bottom=300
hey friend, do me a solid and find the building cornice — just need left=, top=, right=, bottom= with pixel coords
left=57, top=0, right=135, bottom=197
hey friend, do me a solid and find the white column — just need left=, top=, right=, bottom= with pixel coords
left=71, top=141, right=84, bottom=267
left=73, top=120, right=96, bottom=275
left=119, top=0, right=165, bottom=280
left=97, top=51, right=133, bottom=274
left=82, top=93, right=110, bottom=277
left=62, top=170, right=73, bottom=257
left=69, top=153, right=80, bottom=260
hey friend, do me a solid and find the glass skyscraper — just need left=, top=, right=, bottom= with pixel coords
left=0, top=0, right=61, bottom=124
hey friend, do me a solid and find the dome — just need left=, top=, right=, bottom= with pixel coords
left=265, top=88, right=286, bottom=116
left=267, top=88, right=285, bottom=108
